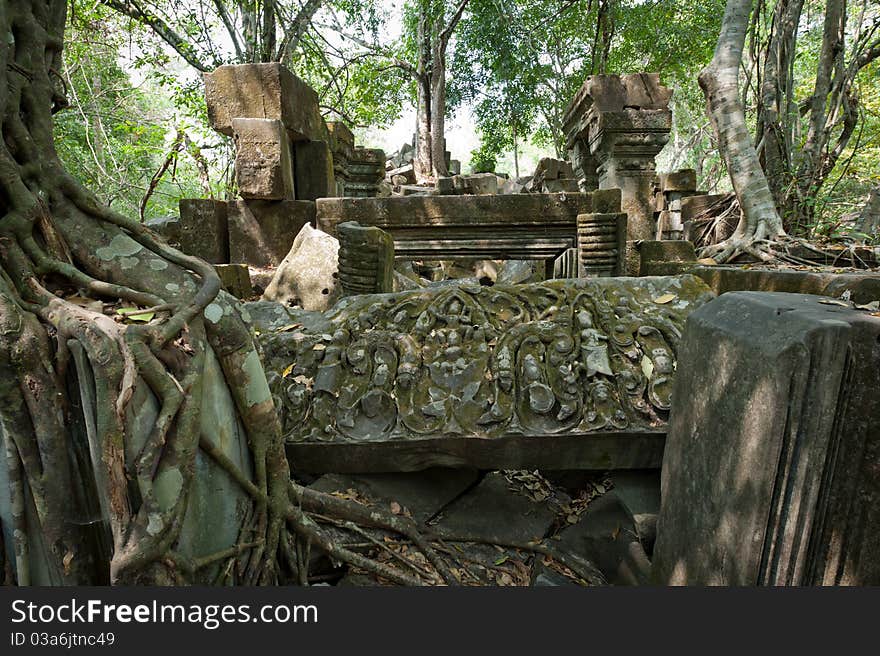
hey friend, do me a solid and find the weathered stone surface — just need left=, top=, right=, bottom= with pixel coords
left=543, top=178, right=580, bottom=193
left=453, top=172, right=499, bottom=195
left=610, top=470, right=660, bottom=555
left=339, top=148, right=386, bottom=198
left=293, top=140, right=335, bottom=201
left=145, top=216, right=181, bottom=247
left=498, top=177, right=526, bottom=195
left=653, top=292, right=880, bottom=585
left=232, top=118, right=295, bottom=200
left=563, top=74, right=672, bottom=241
left=387, top=164, right=416, bottom=185
left=204, top=63, right=328, bottom=142
left=178, top=199, right=229, bottom=263
left=262, top=223, right=339, bottom=311
left=316, top=192, right=612, bottom=263
left=214, top=263, right=252, bottom=299
left=577, top=212, right=627, bottom=277
left=556, top=491, right=651, bottom=585
left=309, top=468, right=479, bottom=523
left=435, top=472, right=556, bottom=544
left=680, top=193, right=730, bottom=221
left=435, top=176, right=455, bottom=195
left=264, top=275, right=715, bottom=472
left=660, top=169, right=697, bottom=192
left=227, top=199, right=315, bottom=267
left=638, top=240, right=696, bottom=276
left=528, top=157, right=576, bottom=192
left=336, top=222, right=395, bottom=296
left=692, top=265, right=880, bottom=304
left=495, top=260, right=545, bottom=285
left=326, top=121, right=354, bottom=151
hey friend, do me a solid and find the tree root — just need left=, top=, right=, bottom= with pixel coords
left=698, top=233, right=839, bottom=266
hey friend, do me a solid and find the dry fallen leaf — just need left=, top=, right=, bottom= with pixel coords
left=63, top=550, right=74, bottom=575
left=652, top=293, right=676, bottom=304
left=282, top=363, right=295, bottom=378
left=641, top=354, right=654, bottom=379
left=116, top=307, right=155, bottom=322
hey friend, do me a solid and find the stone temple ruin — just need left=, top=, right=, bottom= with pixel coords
left=150, top=64, right=879, bottom=586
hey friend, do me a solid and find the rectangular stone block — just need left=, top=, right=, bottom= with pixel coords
left=661, top=169, right=697, bottom=192
left=638, top=240, right=696, bottom=276
left=326, top=121, right=354, bottom=150
left=232, top=118, right=295, bottom=200
left=316, top=192, right=599, bottom=261
left=293, top=140, right=336, bottom=201
left=228, top=199, right=316, bottom=267
left=214, top=263, right=252, bottom=299
left=204, top=63, right=328, bottom=142
left=692, top=265, right=880, bottom=305
left=654, top=292, right=880, bottom=585
left=178, top=199, right=229, bottom=264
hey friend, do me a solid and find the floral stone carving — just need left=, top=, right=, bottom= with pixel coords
left=259, top=276, right=714, bottom=473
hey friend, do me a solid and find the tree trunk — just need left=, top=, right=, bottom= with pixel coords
left=413, top=6, right=433, bottom=182
left=0, top=0, right=292, bottom=585
left=698, top=0, right=786, bottom=261
left=1, top=0, right=454, bottom=589
left=757, top=0, right=804, bottom=214
left=857, top=185, right=880, bottom=237
left=430, top=41, right=449, bottom=178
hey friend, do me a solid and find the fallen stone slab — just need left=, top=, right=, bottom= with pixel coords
left=555, top=491, right=651, bottom=585
left=638, top=240, right=697, bottom=276
left=692, top=265, right=880, bottom=304
left=264, top=275, right=715, bottom=473
left=434, top=472, right=556, bottom=545
left=609, top=470, right=660, bottom=555
left=309, top=468, right=479, bottom=524
left=214, top=263, right=252, bottom=299
left=653, top=292, right=880, bottom=585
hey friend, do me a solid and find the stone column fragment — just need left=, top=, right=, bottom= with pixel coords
left=654, top=292, right=880, bottom=585
left=577, top=212, right=627, bottom=277
left=563, top=73, right=672, bottom=240
left=336, top=221, right=395, bottom=296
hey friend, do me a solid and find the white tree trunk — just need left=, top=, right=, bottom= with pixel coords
left=699, top=0, right=785, bottom=248
left=414, top=77, right=433, bottom=182
left=430, top=41, right=449, bottom=178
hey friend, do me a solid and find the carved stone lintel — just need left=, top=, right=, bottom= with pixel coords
left=257, top=276, right=716, bottom=468
left=337, top=221, right=395, bottom=296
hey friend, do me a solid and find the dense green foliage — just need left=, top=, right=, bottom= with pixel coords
left=55, top=0, right=880, bottom=236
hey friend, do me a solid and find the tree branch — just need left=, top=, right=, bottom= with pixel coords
left=101, top=0, right=210, bottom=72
left=440, top=0, right=471, bottom=50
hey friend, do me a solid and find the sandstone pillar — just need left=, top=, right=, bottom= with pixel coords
left=563, top=74, right=672, bottom=241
